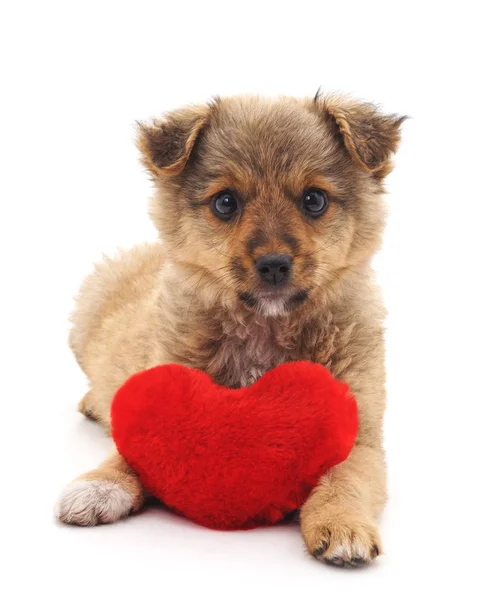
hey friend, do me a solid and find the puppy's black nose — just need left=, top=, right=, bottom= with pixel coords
left=255, top=254, right=292, bottom=286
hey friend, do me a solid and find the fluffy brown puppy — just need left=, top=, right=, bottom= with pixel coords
left=55, top=94, right=405, bottom=567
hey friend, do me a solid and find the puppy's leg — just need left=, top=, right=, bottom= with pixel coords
left=77, top=390, right=113, bottom=430
left=55, top=449, right=144, bottom=526
left=78, top=391, right=96, bottom=420
left=300, top=443, right=385, bottom=567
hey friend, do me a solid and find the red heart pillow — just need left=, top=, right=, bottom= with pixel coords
left=111, top=361, right=358, bottom=530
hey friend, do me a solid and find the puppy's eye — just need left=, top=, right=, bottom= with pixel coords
left=211, top=190, right=240, bottom=220
left=301, top=189, right=328, bottom=217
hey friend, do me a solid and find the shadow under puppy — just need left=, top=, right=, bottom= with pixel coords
left=55, top=94, right=405, bottom=567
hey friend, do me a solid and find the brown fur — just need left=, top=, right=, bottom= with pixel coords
left=58, top=94, right=404, bottom=566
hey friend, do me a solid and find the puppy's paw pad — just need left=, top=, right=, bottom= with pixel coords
left=304, top=513, right=382, bottom=567
left=54, top=480, right=133, bottom=526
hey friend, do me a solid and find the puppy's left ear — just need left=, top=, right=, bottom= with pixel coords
left=137, top=104, right=210, bottom=177
left=320, top=96, right=407, bottom=177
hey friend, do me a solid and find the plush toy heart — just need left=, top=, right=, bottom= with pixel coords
left=111, top=361, right=358, bottom=530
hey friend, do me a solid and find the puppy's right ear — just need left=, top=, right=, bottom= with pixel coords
left=137, top=105, right=210, bottom=177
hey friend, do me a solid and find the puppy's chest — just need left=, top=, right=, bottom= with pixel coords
left=217, top=321, right=291, bottom=387
left=206, top=316, right=337, bottom=388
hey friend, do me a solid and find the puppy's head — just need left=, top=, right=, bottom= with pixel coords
left=138, top=95, right=405, bottom=316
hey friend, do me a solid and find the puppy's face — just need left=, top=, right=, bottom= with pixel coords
left=139, top=95, right=404, bottom=316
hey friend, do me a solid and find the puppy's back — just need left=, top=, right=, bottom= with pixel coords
left=69, top=242, right=164, bottom=379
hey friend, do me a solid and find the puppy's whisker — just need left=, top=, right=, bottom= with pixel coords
left=178, top=264, right=232, bottom=289
left=294, top=237, right=340, bottom=260
left=182, top=266, right=235, bottom=318
left=176, top=266, right=205, bottom=286
left=203, top=239, right=232, bottom=261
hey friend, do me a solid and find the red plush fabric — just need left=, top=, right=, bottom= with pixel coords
left=111, top=361, right=358, bottom=530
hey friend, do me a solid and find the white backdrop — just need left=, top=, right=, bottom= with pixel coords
left=2, top=1, right=495, bottom=598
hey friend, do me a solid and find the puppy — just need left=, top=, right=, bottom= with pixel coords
left=55, top=94, right=404, bottom=567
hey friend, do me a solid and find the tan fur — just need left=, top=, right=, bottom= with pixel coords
left=56, top=94, right=404, bottom=567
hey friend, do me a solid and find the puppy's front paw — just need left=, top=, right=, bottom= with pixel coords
left=54, top=479, right=134, bottom=526
left=301, top=506, right=382, bottom=567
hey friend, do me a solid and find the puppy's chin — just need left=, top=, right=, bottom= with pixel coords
left=238, top=290, right=309, bottom=317
left=256, top=296, right=288, bottom=317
